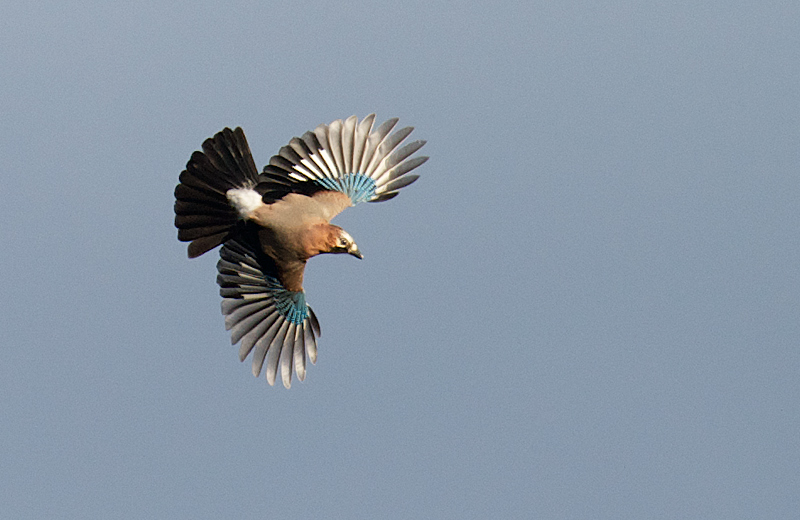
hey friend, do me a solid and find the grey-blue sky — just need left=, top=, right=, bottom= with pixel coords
left=1, top=1, right=798, bottom=518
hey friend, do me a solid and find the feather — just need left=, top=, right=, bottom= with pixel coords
left=239, top=311, right=281, bottom=362
left=174, top=201, right=234, bottom=219
left=266, top=156, right=296, bottom=175
left=368, top=126, right=414, bottom=179
left=228, top=305, right=272, bottom=344
left=181, top=155, right=229, bottom=193
left=289, top=136, right=324, bottom=180
left=374, top=141, right=427, bottom=183
left=375, top=155, right=429, bottom=186
left=221, top=296, right=251, bottom=315
left=327, top=119, right=345, bottom=176
left=352, top=113, right=375, bottom=173
left=178, top=225, right=231, bottom=242
left=294, top=323, right=306, bottom=381
left=224, top=298, right=271, bottom=330
left=175, top=213, right=232, bottom=229
left=217, top=258, right=263, bottom=279
left=286, top=137, right=322, bottom=181
left=218, top=284, right=264, bottom=297
left=187, top=233, right=229, bottom=258
left=377, top=174, right=420, bottom=194
left=250, top=316, right=284, bottom=376
left=309, top=306, right=321, bottom=338
left=313, top=124, right=332, bottom=169
left=280, top=323, right=296, bottom=388
left=175, top=186, right=228, bottom=212
left=266, top=319, right=290, bottom=385
left=368, top=192, right=400, bottom=203
left=342, top=115, right=357, bottom=174
left=278, top=144, right=303, bottom=167
left=303, top=319, right=317, bottom=365
left=361, top=118, right=398, bottom=177
left=301, top=131, right=332, bottom=178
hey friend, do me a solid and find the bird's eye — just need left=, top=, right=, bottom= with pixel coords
left=339, top=238, right=348, bottom=248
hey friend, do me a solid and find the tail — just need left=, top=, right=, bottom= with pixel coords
left=174, top=127, right=260, bottom=258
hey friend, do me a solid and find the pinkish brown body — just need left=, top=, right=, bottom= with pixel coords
left=245, top=191, right=360, bottom=291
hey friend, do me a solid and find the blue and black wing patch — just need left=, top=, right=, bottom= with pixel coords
left=260, top=114, right=428, bottom=205
left=216, top=236, right=321, bottom=388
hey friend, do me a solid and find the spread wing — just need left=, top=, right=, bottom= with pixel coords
left=216, top=229, right=321, bottom=389
left=258, top=114, right=428, bottom=217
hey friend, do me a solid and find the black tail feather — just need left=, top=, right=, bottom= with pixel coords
left=187, top=233, right=231, bottom=259
left=174, top=127, right=260, bottom=258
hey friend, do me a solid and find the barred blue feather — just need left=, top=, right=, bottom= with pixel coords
left=270, top=282, right=309, bottom=324
left=314, top=173, right=377, bottom=204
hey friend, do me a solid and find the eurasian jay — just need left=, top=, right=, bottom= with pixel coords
left=174, top=115, right=427, bottom=388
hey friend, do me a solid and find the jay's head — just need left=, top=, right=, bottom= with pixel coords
left=327, top=226, right=363, bottom=259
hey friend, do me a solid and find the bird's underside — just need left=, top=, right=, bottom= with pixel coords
left=174, top=114, right=427, bottom=388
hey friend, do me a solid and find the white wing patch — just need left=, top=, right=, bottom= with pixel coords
left=226, top=188, right=264, bottom=218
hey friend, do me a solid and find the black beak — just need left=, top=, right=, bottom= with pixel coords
left=348, top=246, right=363, bottom=259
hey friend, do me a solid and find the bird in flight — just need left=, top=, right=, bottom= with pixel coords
left=174, top=114, right=427, bottom=388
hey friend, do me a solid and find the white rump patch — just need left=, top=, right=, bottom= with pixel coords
left=226, top=188, right=263, bottom=218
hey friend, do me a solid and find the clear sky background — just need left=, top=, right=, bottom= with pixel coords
left=2, top=1, right=798, bottom=518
